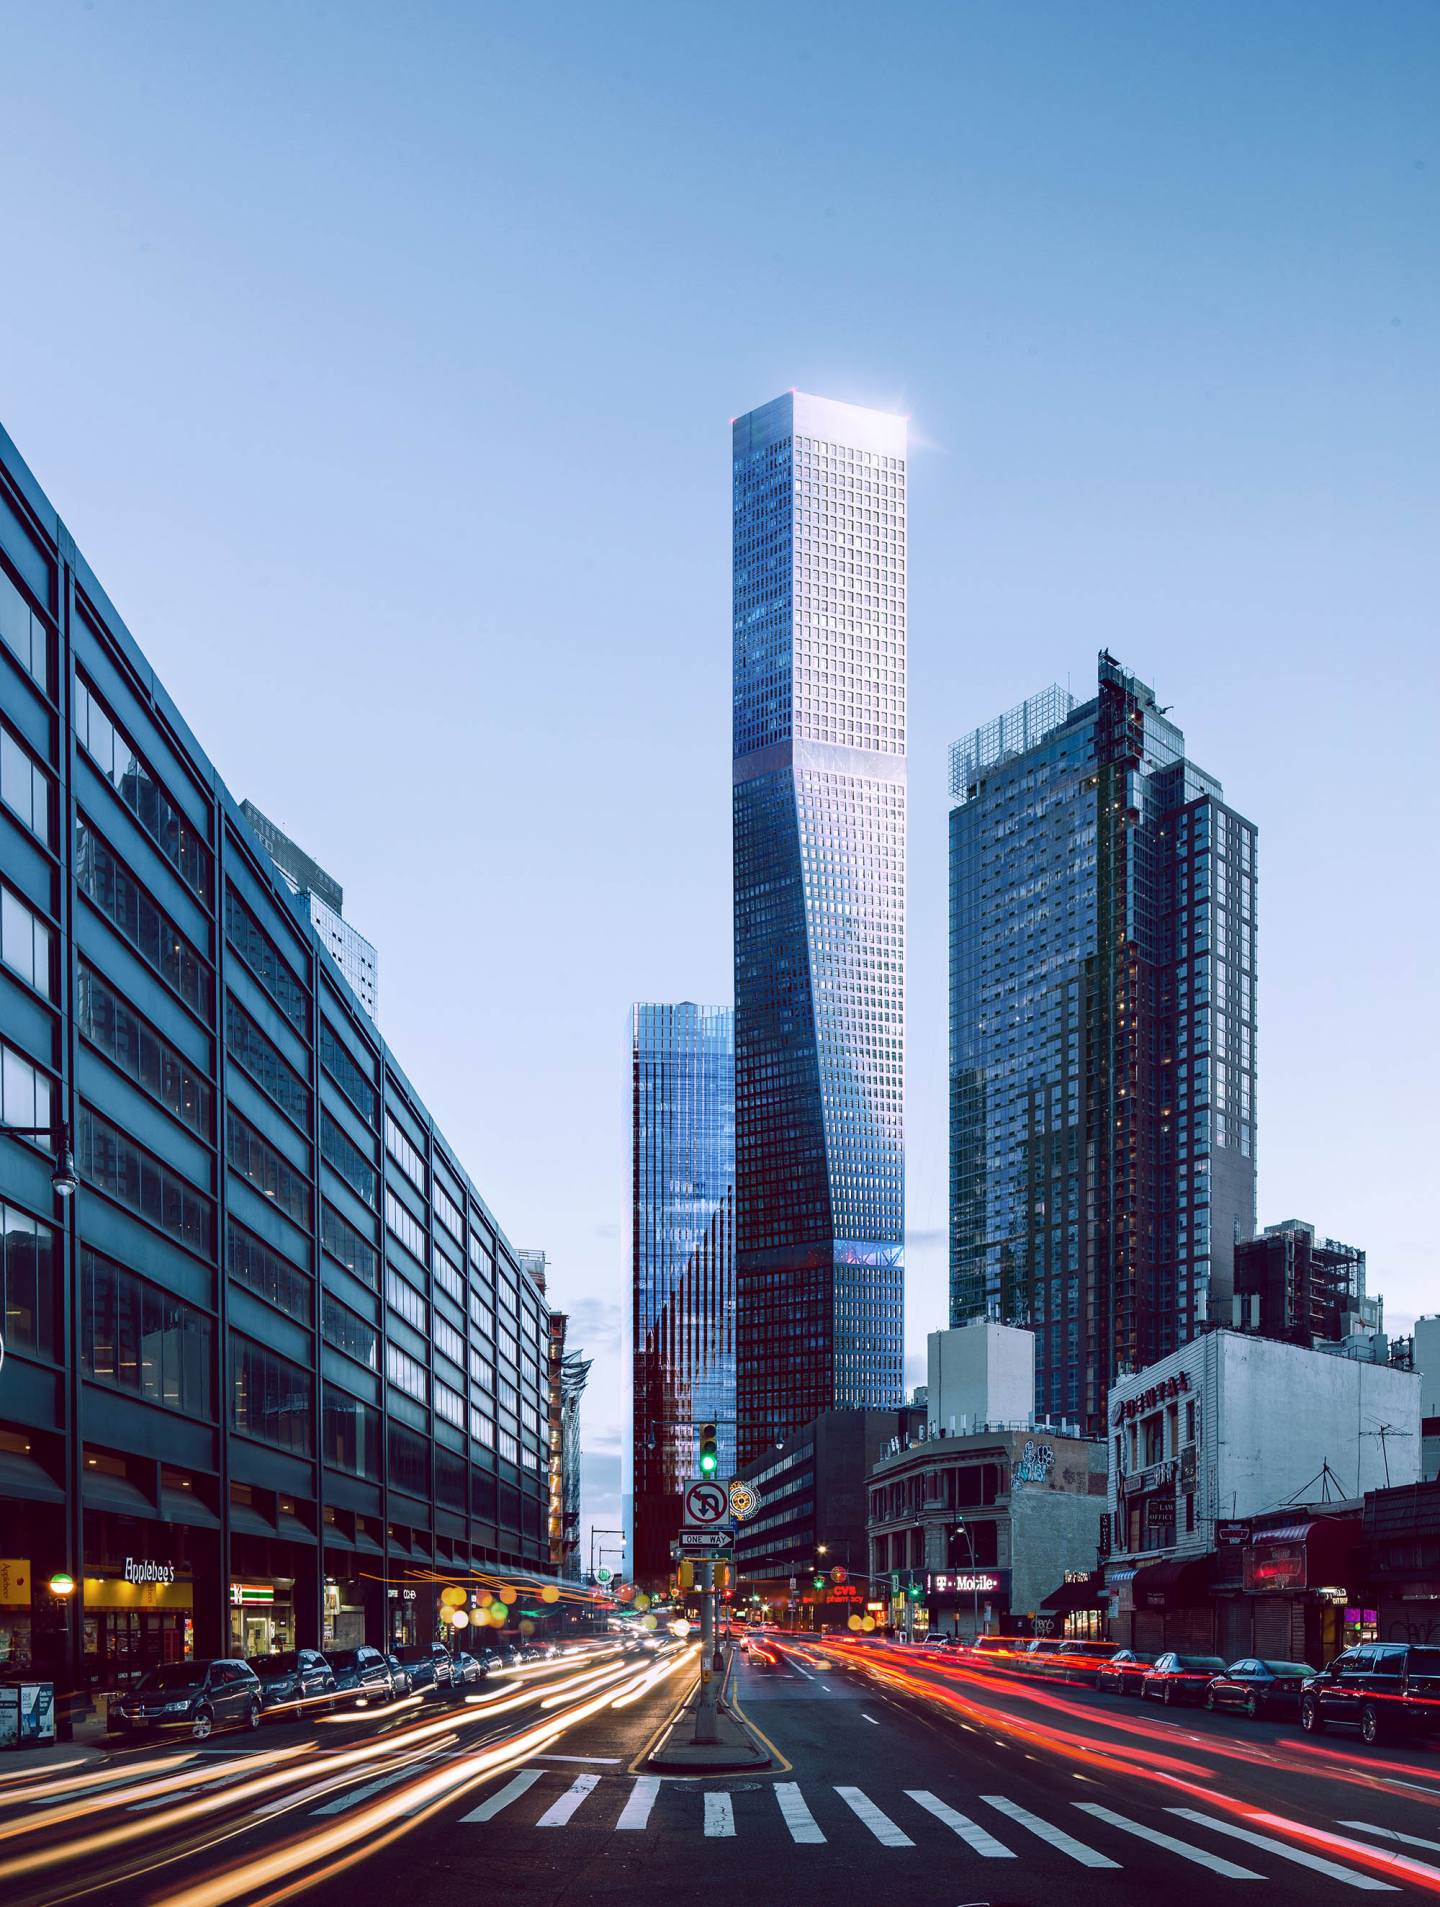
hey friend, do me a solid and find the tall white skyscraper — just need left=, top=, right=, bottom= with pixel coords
left=732, top=391, right=907, bottom=1462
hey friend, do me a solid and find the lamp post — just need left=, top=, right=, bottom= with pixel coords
left=0, top=1121, right=79, bottom=1200
left=954, top=1520, right=980, bottom=1641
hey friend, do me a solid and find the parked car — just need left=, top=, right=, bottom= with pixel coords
left=964, top=1634, right=1023, bottom=1669
left=1301, top=1644, right=1440, bottom=1745
left=491, top=1641, right=525, bottom=1668
left=246, top=1648, right=337, bottom=1717
left=921, top=1633, right=953, bottom=1651
left=393, top=1642, right=456, bottom=1694
left=1205, top=1659, right=1316, bottom=1720
left=524, top=1639, right=561, bottom=1661
left=384, top=1653, right=412, bottom=1698
left=1043, top=1640, right=1126, bottom=1687
left=1096, top=1649, right=1159, bottom=1697
left=327, top=1645, right=395, bottom=1708
left=451, top=1650, right=489, bottom=1688
left=1142, top=1652, right=1228, bottom=1705
left=109, top=1660, right=263, bottom=1741
left=1017, top=1638, right=1065, bottom=1673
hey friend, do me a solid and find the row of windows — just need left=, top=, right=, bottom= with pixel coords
left=433, top=1180, right=463, bottom=1241
left=227, top=1110, right=311, bottom=1229
left=225, top=884, right=307, bottom=1035
left=74, top=674, right=210, bottom=901
left=0, top=566, right=48, bottom=688
left=322, top=1113, right=376, bottom=1206
left=320, top=1019, right=376, bottom=1122
left=385, top=1265, right=427, bottom=1334
left=322, top=1200, right=378, bottom=1289
left=323, top=1381, right=380, bottom=1480
left=385, top=1188, right=427, bottom=1264
left=232, top=1331, right=312, bottom=1456
left=227, top=995, right=310, bottom=1131
left=386, top=1341, right=427, bottom=1403
left=1, top=720, right=51, bottom=844
left=76, top=819, right=212, bottom=1019
left=1, top=1198, right=54, bottom=1360
left=80, top=1244, right=213, bottom=1417
left=384, top=1113, right=425, bottom=1192
left=78, top=963, right=211, bottom=1137
left=321, top=1292, right=378, bottom=1370
left=227, top=1216, right=311, bottom=1323
left=78, top=1104, right=211, bottom=1254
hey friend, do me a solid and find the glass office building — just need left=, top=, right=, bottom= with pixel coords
left=629, top=1003, right=734, bottom=1590
left=0, top=419, right=554, bottom=1699
left=949, top=652, right=1258, bottom=1433
left=732, top=392, right=906, bottom=1465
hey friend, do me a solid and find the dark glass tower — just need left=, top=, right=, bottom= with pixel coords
left=949, top=652, right=1257, bottom=1432
left=733, top=392, right=906, bottom=1465
left=629, top=1003, right=735, bottom=1590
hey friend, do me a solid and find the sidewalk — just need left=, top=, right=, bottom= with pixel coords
left=1, top=1706, right=112, bottom=1776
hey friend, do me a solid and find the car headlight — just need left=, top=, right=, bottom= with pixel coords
left=162, top=1701, right=191, bottom=1714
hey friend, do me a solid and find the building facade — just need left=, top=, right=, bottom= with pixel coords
left=733, top=391, right=906, bottom=1465
left=239, top=800, right=378, bottom=1022
left=950, top=652, right=1258, bottom=1432
left=629, top=1002, right=734, bottom=1591
left=545, top=1306, right=589, bottom=1580
left=1233, top=1218, right=1379, bottom=1350
left=0, top=421, right=552, bottom=1700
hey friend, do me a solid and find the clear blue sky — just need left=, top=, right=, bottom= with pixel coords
left=2, top=0, right=1435, bottom=1558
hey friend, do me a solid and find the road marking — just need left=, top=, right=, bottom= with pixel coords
left=905, top=1790, right=1014, bottom=1856
left=460, top=1768, right=543, bottom=1823
left=835, top=1785, right=914, bottom=1847
left=254, top=1773, right=370, bottom=1817
left=616, top=1776, right=661, bottom=1830
left=788, top=1659, right=816, bottom=1680
left=536, top=1772, right=601, bottom=1827
left=1166, top=1810, right=1398, bottom=1889
left=820, top=1683, right=833, bottom=1691
left=1341, top=1822, right=1440, bottom=1856
left=534, top=1754, right=621, bottom=1764
left=311, top=1765, right=425, bottom=1815
left=125, top=1769, right=257, bottom=1812
left=775, top=1782, right=826, bottom=1844
left=704, top=1792, right=735, bottom=1837
left=861, top=1713, right=880, bottom=1726
left=1075, top=1803, right=1262, bottom=1878
left=981, top=1795, right=1120, bottom=1868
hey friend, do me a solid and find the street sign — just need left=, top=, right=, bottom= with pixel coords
left=729, top=1479, right=760, bottom=1521
left=829, top=1565, right=847, bottom=1584
left=674, top=1530, right=731, bottom=1554
left=595, top=1566, right=613, bottom=1585
left=683, top=1480, right=729, bottom=1527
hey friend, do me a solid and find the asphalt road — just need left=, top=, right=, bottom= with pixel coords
left=9, top=1636, right=1440, bottom=1906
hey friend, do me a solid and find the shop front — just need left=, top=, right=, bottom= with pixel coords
left=927, top=1568, right=1010, bottom=1639
left=1361, top=1479, right=1440, bottom=1650
left=84, top=1559, right=194, bottom=1686
left=228, top=1579, right=297, bottom=1657
left=1240, top=1518, right=1358, bottom=1666
left=1040, top=1571, right=1111, bottom=1640
left=323, top=1574, right=369, bottom=1651
left=1129, top=1556, right=1214, bottom=1654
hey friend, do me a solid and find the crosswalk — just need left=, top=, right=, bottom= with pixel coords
left=440, top=1767, right=1440, bottom=1889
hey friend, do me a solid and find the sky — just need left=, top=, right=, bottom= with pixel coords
left=1, top=0, right=1436, bottom=1567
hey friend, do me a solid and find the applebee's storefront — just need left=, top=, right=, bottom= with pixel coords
left=82, top=1553, right=195, bottom=1688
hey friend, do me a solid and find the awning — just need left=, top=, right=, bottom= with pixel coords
left=1253, top=1523, right=1314, bottom=1543
left=83, top=1471, right=156, bottom=1517
left=1132, top=1556, right=1211, bottom=1607
left=350, top=1526, right=384, bottom=1556
left=0, top=1448, right=64, bottom=1504
left=1104, top=1565, right=1138, bottom=1583
left=275, top=1512, right=316, bottom=1545
left=159, top=1488, right=220, bottom=1529
left=1042, top=1577, right=1107, bottom=1613
left=229, top=1501, right=276, bottom=1538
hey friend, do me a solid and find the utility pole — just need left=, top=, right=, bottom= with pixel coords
left=692, top=1559, right=720, bottom=1744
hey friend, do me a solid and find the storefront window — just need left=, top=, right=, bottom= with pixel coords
left=1344, top=1605, right=1379, bottom=1645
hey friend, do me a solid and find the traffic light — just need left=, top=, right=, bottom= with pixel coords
left=698, top=1422, right=718, bottom=1476
left=908, top=1580, right=923, bottom=1601
left=812, top=1573, right=825, bottom=1591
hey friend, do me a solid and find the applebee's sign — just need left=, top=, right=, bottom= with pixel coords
left=124, top=1557, right=176, bottom=1586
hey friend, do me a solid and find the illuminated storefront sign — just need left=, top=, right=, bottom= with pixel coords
left=124, top=1557, right=175, bottom=1586
left=1243, top=1543, right=1306, bottom=1593
left=229, top=1583, right=276, bottom=1605
left=928, top=1570, right=1006, bottom=1597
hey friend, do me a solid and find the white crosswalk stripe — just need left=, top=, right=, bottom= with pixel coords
left=536, top=1772, right=601, bottom=1827
left=459, top=1769, right=543, bottom=1823
left=981, top=1793, right=1120, bottom=1868
left=312, top=1764, right=430, bottom=1816
left=774, top=1781, right=825, bottom=1844
left=904, top=1790, right=1014, bottom=1856
left=1166, top=1809, right=1398, bottom=1890
left=834, top=1786, right=914, bottom=1847
left=704, top=1792, right=735, bottom=1838
left=1075, top=1803, right=1262, bottom=1878
left=616, top=1777, right=661, bottom=1831
left=1341, top=1821, right=1440, bottom=1857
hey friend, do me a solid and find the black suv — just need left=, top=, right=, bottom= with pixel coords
left=246, top=1648, right=337, bottom=1717
left=1301, top=1643, right=1440, bottom=1745
left=109, top=1660, right=263, bottom=1740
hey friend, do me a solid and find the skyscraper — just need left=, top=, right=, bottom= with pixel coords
left=732, top=392, right=906, bottom=1464
left=949, top=652, right=1258, bottom=1432
left=240, top=799, right=379, bottom=1020
left=629, top=1003, right=735, bottom=1589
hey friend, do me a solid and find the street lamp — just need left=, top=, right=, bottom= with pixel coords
left=954, top=1521, right=980, bottom=1640
left=1, top=1119, right=78, bottom=1198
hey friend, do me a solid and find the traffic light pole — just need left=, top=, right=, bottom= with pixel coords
left=693, top=1558, right=720, bottom=1745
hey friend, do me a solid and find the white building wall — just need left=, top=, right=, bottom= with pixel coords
left=928, top=1321, right=1036, bottom=1432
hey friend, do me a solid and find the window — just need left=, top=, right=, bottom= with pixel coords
left=0, top=883, right=53, bottom=997
left=384, top=1189, right=427, bottom=1264
left=73, top=674, right=210, bottom=899
left=433, top=1181, right=463, bottom=1241
left=385, top=1267, right=427, bottom=1334
left=435, top=1381, right=464, bottom=1429
left=322, top=1114, right=376, bottom=1206
left=0, top=565, right=48, bottom=687
left=469, top=1406, right=494, bottom=1449
left=78, top=965, right=210, bottom=1135
left=468, top=1350, right=494, bottom=1393
left=1, top=1199, right=56, bottom=1359
left=322, top=1294, right=378, bottom=1370
left=319, top=1020, right=376, bottom=1122
left=80, top=1246, right=213, bottom=1417
left=226, top=997, right=310, bottom=1130
left=433, top=1254, right=463, bottom=1307
left=386, top=1341, right=428, bottom=1404
left=384, top=1113, right=425, bottom=1192
left=227, top=1217, right=312, bottom=1323
left=231, top=1332, right=312, bottom=1456
left=321, top=1201, right=378, bottom=1289
left=225, top=885, right=307, bottom=1035
left=387, top=1422, right=428, bottom=1498
left=75, top=819, right=212, bottom=1018
left=78, top=1106, right=211, bottom=1253
left=227, top=1111, right=311, bottom=1229
left=0, top=1037, right=52, bottom=1138
left=322, top=1383, right=380, bottom=1480
left=1, top=721, right=52, bottom=843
